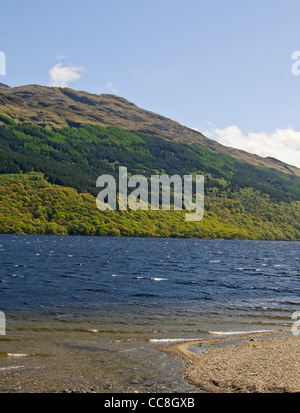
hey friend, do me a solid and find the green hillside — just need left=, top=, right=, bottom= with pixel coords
left=0, top=172, right=299, bottom=240
left=0, top=84, right=300, bottom=241
left=0, top=115, right=300, bottom=239
left=1, top=120, right=300, bottom=202
left=1, top=84, right=299, bottom=177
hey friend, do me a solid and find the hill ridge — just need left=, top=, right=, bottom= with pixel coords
left=0, top=84, right=299, bottom=177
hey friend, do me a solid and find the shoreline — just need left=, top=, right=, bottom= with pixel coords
left=162, top=330, right=300, bottom=393
left=1, top=233, right=299, bottom=242
left=1, top=329, right=298, bottom=393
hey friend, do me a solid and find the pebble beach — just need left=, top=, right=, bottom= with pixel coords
left=163, top=331, right=300, bottom=393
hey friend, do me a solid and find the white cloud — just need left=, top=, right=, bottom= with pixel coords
left=49, top=63, right=83, bottom=87
left=107, top=82, right=119, bottom=94
left=203, top=125, right=300, bottom=168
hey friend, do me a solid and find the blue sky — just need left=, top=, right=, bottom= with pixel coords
left=1, top=0, right=300, bottom=166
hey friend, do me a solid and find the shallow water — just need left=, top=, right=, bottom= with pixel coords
left=0, top=235, right=299, bottom=392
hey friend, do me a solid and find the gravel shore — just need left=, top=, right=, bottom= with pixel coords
left=163, top=331, right=300, bottom=393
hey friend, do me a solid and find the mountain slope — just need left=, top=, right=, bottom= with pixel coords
left=0, top=84, right=300, bottom=240
left=1, top=83, right=299, bottom=177
left=1, top=122, right=300, bottom=203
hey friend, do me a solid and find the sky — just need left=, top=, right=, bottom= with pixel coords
left=1, top=0, right=300, bottom=167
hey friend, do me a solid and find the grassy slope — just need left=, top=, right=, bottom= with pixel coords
left=0, top=172, right=299, bottom=240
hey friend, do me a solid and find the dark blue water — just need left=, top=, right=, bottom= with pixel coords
left=0, top=235, right=299, bottom=392
left=1, top=235, right=299, bottom=337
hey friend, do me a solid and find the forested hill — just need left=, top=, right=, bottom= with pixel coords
left=0, top=85, right=300, bottom=240
left=1, top=120, right=300, bottom=202
left=1, top=84, right=299, bottom=177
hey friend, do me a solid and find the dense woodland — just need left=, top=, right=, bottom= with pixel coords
left=0, top=115, right=300, bottom=240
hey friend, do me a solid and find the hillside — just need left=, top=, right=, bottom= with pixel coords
left=0, top=172, right=299, bottom=240
left=1, top=121, right=300, bottom=202
left=0, top=84, right=300, bottom=240
left=0, top=83, right=299, bottom=177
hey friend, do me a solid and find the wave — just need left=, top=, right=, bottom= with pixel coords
left=6, top=353, right=29, bottom=357
left=132, top=276, right=168, bottom=281
left=149, top=338, right=201, bottom=343
left=207, top=329, right=277, bottom=336
left=149, top=328, right=284, bottom=343
left=151, top=277, right=168, bottom=281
